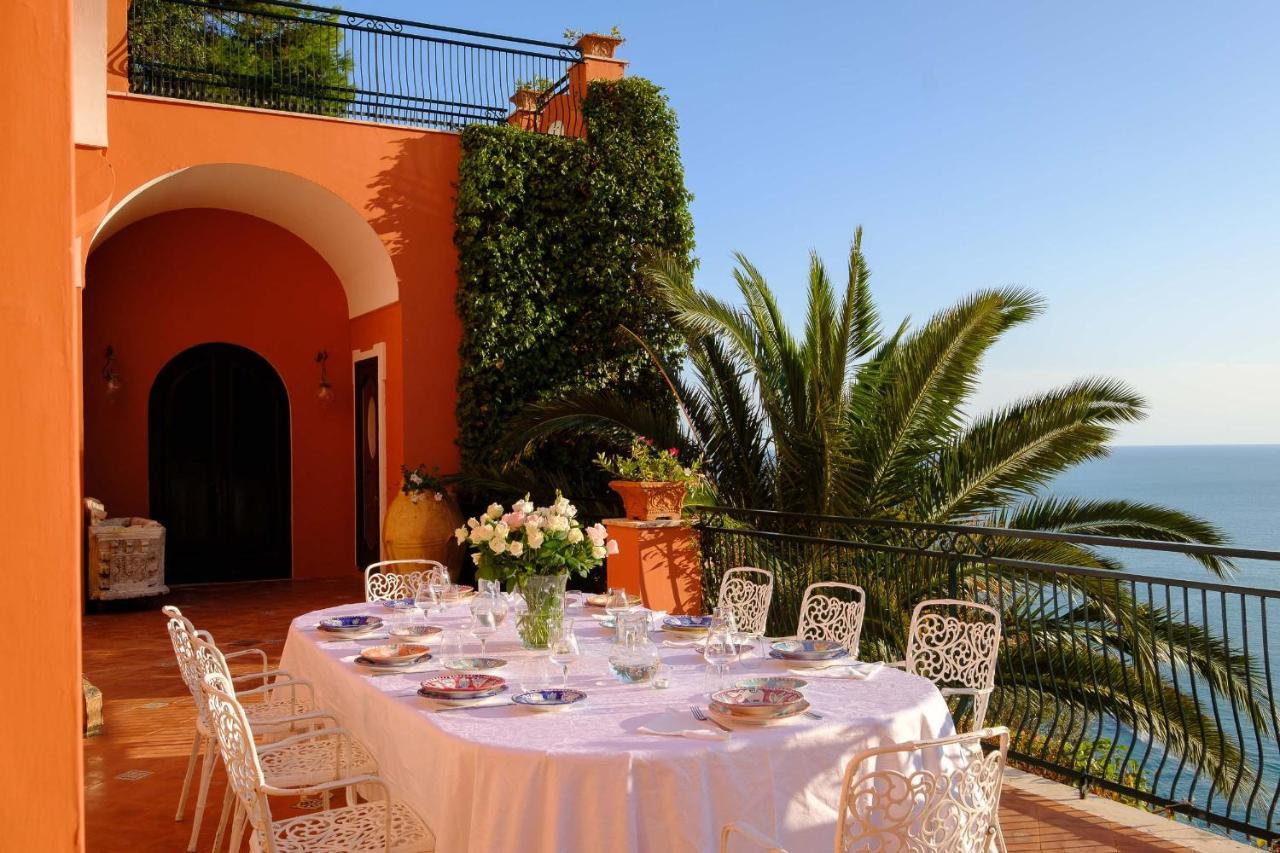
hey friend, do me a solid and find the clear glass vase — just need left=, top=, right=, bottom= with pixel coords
left=516, top=573, right=567, bottom=649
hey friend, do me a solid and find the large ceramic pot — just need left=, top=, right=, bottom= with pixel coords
left=609, top=480, right=687, bottom=522
left=382, top=491, right=463, bottom=572
left=576, top=33, right=624, bottom=58
left=517, top=573, right=568, bottom=649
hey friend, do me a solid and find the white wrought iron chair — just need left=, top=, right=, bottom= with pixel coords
left=192, top=636, right=379, bottom=853
left=165, top=607, right=368, bottom=852
left=795, top=582, right=866, bottom=657
left=720, top=727, right=1010, bottom=853
left=893, top=599, right=1002, bottom=731
left=717, top=566, right=775, bottom=636
left=364, top=560, right=445, bottom=603
left=201, top=671, right=435, bottom=852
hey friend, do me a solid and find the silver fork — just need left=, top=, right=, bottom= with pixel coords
left=690, top=705, right=732, bottom=733
left=804, top=710, right=823, bottom=719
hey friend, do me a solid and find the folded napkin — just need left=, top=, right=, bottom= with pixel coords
left=792, top=662, right=884, bottom=680
left=632, top=712, right=727, bottom=737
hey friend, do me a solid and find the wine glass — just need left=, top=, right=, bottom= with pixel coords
left=427, top=566, right=450, bottom=614
left=604, top=586, right=630, bottom=642
left=548, top=619, right=580, bottom=688
left=468, top=602, right=498, bottom=656
left=413, top=581, right=436, bottom=623
left=703, top=620, right=737, bottom=693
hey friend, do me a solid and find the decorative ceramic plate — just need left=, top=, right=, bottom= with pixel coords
left=586, top=593, right=642, bottom=608
left=443, top=656, right=507, bottom=672
left=662, top=615, right=713, bottom=633
left=511, top=688, right=586, bottom=711
left=360, top=643, right=431, bottom=665
left=768, top=649, right=850, bottom=667
left=354, top=652, right=431, bottom=669
left=388, top=624, right=444, bottom=642
left=318, top=615, right=383, bottom=633
left=709, top=686, right=805, bottom=718
left=418, top=673, right=507, bottom=701
left=770, top=639, right=848, bottom=661
left=708, top=699, right=809, bottom=726
left=735, top=676, right=807, bottom=691
left=379, top=598, right=417, bottom=610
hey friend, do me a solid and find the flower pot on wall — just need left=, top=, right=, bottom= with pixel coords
left=576, top=33, right=624, bottom=58
left=510, top=89, right=541, bottom=112
left=382, top=492, right=464, bottom=572
left=609, top=480, right=687, bottom=522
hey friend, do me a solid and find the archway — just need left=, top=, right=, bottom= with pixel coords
left=149, top=343, right=291, bottom=584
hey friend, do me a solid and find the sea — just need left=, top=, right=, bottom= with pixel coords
left=1045, top=444, right=1280, bottom=836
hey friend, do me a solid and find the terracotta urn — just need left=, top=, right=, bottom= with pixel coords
left=510, top=88, right=541, bottom=112
left=382, top=491, right=464, bottom=572
left=576, top=33, right=624, bottom=58
left=609, top=480, right=687, bottom=522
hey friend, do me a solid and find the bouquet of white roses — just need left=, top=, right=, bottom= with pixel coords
left=455, top=492, right=618, bottom=589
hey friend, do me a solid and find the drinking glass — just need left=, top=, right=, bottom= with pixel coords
left=469, top=600, right=498, bottom=656
left=703, top=622, right=737, bottom=692
left=440, top=629, right=464, bottom=665
left=427, top=566, right=450, bottom=614
left=604, top=586, right=631, bottom=642
left=548, top=619, right=580, bottom=687
left=413, top=581, right=436, bottom=625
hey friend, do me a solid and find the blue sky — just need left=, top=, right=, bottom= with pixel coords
left=381, top=1, right=1280, bottom=444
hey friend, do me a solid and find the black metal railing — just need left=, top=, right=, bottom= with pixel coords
left=696, top=506, right=1280, bottom=844
left=127, top=0, right=585, bottom=133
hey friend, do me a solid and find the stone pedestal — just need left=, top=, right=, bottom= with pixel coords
left=603, top=519, right=703, bottom=615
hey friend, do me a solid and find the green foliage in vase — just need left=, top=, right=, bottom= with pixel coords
left=510, top=227, right=1266, bottom=796
left=453, top=77, right=694, bottom=510
left=128, top=0, right=355, bottom=117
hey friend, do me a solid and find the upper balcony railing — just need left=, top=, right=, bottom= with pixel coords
left=126, top=0, right=585, bottom=133
left=696, top=506, right=1280, bottom=846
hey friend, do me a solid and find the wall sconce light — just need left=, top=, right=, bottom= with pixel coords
left=103, top=346, right=122, bottom=398
left=315, top=350, right=334, bottom=403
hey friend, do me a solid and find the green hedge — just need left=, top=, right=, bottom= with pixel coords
left=453, top=77, right=694, bottom=497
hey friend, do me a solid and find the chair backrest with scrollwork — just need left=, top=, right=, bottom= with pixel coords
left=717, top=566, right=774, bottom=636
left=364, top=560, right=443, bottom=603
left=201, top=671, right=276, bottom=850
left=837, top=727, right=1009, bottom=853
left=796, top=582, right=866, bottom=657
left=906, top=599, right=1001, bottom=692
left=163, top=605, right=211, bottom=726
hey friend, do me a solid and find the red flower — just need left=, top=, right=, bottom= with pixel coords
left=668, top=448, right=678, bottom=456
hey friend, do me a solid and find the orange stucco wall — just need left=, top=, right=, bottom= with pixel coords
left=0, top=0, right=85, bottom=848
left=88, top=94, right=463, bottom=476
left=84, top=209, right=357, bottom=578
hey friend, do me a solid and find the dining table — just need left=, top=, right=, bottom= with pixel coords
left=278, top=597, right=956, bottom=853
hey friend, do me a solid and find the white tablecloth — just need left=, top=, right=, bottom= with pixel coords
left=279, top=600, right=955, bottom=853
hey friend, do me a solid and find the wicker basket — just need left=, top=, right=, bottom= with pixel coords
left=87, top=506, right=168, bottom=601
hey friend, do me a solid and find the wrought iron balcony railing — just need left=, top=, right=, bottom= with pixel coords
left=127, top=0, right=585, bottom=133
left=697, top=506, right=1280, bottom=845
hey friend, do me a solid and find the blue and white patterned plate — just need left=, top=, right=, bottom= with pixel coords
left=735, top=676, right=807, bottom=691
left=318, top=614, right=383, bottom=633
left=511, top=688, right=586, bottom=711
left=662, top=615, right=712, bottom=633
left=443, top=657, right=507, bottom=672
left=380, top=598, right=417, bottom=610
left=770, top=639, right=848, bottom=661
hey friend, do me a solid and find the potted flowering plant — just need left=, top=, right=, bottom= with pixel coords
left=455, top=492, right=618, bottom=648
left=564, top=25, right=624, bottom=59
left=510, top=76, right=553, bottom=112
left=597, top=437, right=702, bottom=521
left=382, top=464, right=463, bottom=569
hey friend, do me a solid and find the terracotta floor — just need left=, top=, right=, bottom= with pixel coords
left=84, top=577, right=1199, bottom=852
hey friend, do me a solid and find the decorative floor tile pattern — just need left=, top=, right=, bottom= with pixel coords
left=83, top=576, right=1197, bottom=852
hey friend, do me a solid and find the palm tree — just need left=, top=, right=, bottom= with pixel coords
left=508, top=228, right=1268, bottom=793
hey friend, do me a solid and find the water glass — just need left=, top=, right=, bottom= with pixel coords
left=469, top=610, right=498, bottom=656
left=547, top=619, right=580, bottom=687
left=439, top=628, right=464, bottom=665
left=703, top=624, right=737, bottom=692
left=427, top=566, right=450, bottom=614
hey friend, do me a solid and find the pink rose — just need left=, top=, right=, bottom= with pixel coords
left=501, top=511, right=526, bottom=529
left=668, top=448, right=678, bottom=456
left=606, top=539, right=619, bottom=555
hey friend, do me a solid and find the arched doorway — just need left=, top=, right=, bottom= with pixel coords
left=149, top=343, right=291, bottom=584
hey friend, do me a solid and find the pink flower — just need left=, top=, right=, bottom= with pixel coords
left=501, top=511, right=526, bottom=529
left=606, top=539, right=619, bottom=556
left=586, top=523, right=608, bottom=546
left=668, top=448, right=678, bottom=456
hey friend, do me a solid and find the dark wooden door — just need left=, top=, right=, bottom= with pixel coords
left=354, top=356, right=381, bottom=568
left=149, top=343, right=291, bottom=584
